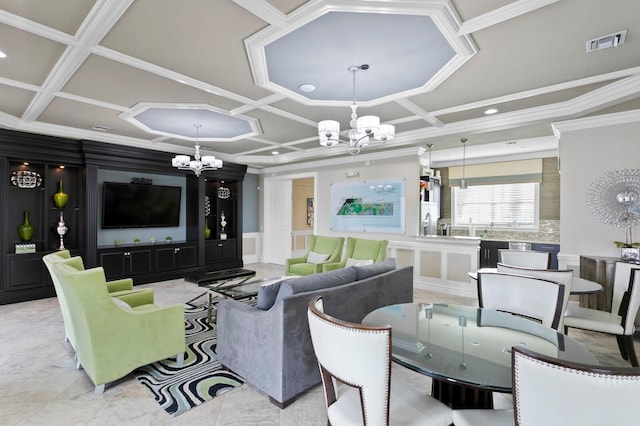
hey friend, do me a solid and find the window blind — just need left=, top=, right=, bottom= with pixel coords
left=452, top=182, right=539, bottom=227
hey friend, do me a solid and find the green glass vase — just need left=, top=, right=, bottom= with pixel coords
left=17, top=210, right=35, bottom=242
left=53, top=180, right=69, bottom=208
left=204, top=219, right=211, bottom=239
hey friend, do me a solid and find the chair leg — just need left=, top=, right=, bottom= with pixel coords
left=176, top=352, right=184, bottom=367
left=616, top=335, right=629, bottom=360
left=94, top=384, right=105, bottom=395
left=623, top=335, right=639, bottom=367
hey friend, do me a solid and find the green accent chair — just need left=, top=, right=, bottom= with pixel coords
left=52, top=259, right=185, bottom=394
left=43, top=250, right=153, bottom=351
left=323, top=237, right=389, bottom=272
left=286, top=235, right=345, bottom=276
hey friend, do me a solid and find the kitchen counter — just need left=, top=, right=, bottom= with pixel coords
left=389, top=237, right=480, bottom=298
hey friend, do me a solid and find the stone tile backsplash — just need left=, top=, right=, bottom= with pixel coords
left=445, top=219, right=560, bottom=243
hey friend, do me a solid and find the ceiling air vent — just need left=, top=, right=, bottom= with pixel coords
left=586, top=30, right=627, bottom=53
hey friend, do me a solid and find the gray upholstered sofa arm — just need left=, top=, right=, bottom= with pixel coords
left=216, top=265, right=414, bottom=408
left=216, top=300, right=287, bottom=401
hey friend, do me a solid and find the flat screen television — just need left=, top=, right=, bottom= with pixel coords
left=101, top=182, right=182, bottom=229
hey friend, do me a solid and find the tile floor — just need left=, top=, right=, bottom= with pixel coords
left=0, top=263, right=637, bottom=425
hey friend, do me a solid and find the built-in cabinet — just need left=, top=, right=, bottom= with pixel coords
left=479, top=240, right=560, bottom=269
left=203, top=178, right=243, bottom=271
left=97, top=242, right=197, bottom=282
left=0, top=130, right=85, bottom=304
left=0, top=130, right=246, bottom=304
left=479, top=240, right=509, bottom=268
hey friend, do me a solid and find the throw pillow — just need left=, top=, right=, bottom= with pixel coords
left=256, top=278, right=287, bottom=310
left=306, top=251, right=330, bottom=264
left=111, top=297, right=132, bottom=310
left=345, top=257, right=374, bottom=267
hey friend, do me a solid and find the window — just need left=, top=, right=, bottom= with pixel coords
left=452, top=182, right=539, bottom=229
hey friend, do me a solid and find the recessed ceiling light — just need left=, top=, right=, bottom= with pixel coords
left=91, top=125, right=111, bottom=132
left=484, top=108, right=498, bottom=115
left=272, top=151, right=279, bottom=155
left=298, top=83, right=316, bottom=93
left=0, top=50, right=6, bottom=58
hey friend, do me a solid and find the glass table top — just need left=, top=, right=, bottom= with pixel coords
left=362, top=303, right=598, bottom=393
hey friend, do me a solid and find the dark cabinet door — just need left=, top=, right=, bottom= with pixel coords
left=129, top=249, right=152, bottom=275
left=155, top=247, right=178, bottom=272
left=99, top=248, right=152, bottom=279
left=479, top=241, right=509, bottom=268
left=177, top=244, right=198, bottom=268
left=99, top=251, right=128, bottom=279
left=205, top=239, right=237, bottom=264
left=155, top=244, right=197, bottom=271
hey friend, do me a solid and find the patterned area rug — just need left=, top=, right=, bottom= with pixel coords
left=133, top=304, right=245, bottom=417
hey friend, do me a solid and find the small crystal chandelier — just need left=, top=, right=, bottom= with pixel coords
left=171, top=124, right=223, bottom=177
left=318, top=64, right=395, bottom=155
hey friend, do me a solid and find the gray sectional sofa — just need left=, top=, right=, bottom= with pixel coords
left=216, top=259, right=413, bottom=408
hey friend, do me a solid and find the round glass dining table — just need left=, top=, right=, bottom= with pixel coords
left=362, top=303, right=598, bottom=409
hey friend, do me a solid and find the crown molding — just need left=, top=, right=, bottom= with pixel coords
left=552, top=109, right=640, bottom=138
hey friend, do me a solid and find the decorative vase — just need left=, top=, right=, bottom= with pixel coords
left=204, top=219, right=211, bottom=239
left=17, top=210, right=35, bottom=242
left=53, top=180, right=69, bottom=208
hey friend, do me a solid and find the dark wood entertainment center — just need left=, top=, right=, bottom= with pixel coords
left=0, top=128, right=247, bottom=304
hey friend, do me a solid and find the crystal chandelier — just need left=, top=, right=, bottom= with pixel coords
left=171, top=124, right=222, bottom=177
left=318, top=65, right=395, bottom=155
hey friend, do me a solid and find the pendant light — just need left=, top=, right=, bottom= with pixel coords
left=460, top=138, right=468, bottom=189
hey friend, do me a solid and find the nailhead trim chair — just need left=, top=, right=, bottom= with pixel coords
left=307, top=296, right=452, bottom=426
left=454, top=345, right=640, bottom=426
left=498, top=249, right=551, bottom=269
left=496, top=263, right=574, bottom=329
left=564, top=263, right=640, bottom=366
left=477, top=271, right=565, bottom=330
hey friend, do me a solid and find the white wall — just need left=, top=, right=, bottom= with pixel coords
left=312, top=155, right=421, bottom=241
left=556, top=111, right=640, bottom=259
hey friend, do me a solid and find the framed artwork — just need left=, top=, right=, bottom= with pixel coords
left=330, top=178, right=405, bottom=233
left=307, top=198, right=314, bottom=227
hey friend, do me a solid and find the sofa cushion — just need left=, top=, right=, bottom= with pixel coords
left=354, top=257, right=397, bottom=280
left=307, top=251, right=330, bottom=264
left=275, top=267, right=358, bottom=301
left=256, top=278, right=288, bottom=310
left=345, top=257, right=374, bottom=267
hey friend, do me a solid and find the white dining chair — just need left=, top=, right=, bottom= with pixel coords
left=454, top=344, right=640, bottom=426
left=564, top=263, right=640, bottom=366
left=477, top=272, right=565, bottom=330
left=307, top=297, right=452, bottom=426
left=496, top=263, right=574, bottom=329
left=498, top=249, right=551, bottom=269
left=513, top=345, right=640, bottom=425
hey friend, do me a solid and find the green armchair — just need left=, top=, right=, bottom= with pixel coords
left=286, top=235, right=345, bottom=276
left=43, top=250, right=153, bottom=350
left=52, top=259, right=185, bottom=394
left=322, top=237, right=389, bottom=272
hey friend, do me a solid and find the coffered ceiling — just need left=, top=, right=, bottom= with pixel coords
left=0, top=0, right=639, bottom=169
